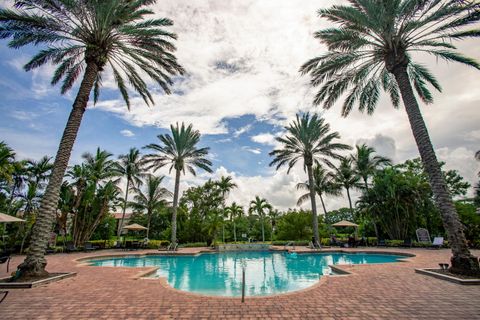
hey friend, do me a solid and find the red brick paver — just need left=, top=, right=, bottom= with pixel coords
left=1, top=247, right=479, bottom=319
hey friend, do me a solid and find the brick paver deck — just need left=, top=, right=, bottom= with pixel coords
left=1, top=247, right=479, bottom=319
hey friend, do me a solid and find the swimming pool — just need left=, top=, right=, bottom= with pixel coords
left=88, top=251, right=407, bottom=296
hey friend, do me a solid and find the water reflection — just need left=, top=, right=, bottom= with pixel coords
left=89, top=252, right=404, bottom=296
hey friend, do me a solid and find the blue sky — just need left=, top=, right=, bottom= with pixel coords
left=1, top=0, right=479, bottom=210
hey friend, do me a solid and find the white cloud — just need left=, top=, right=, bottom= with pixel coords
left=120, top=129, right=135, bottom=137
left=233, top=124, right=253, bottom=138
left=242, top=146, right=261, bottom=154
left=251, top=132, right=281, bottom=147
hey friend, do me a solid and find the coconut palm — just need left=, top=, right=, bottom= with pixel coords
left=129, top=175, right=172, bottom=239
left=226, top=202, right=243, bottom=242
left=300, top=0, right=480, bottom=275
left=296, top=166, right=341, bottom=216
left=0, top=0, right=184, bottom=277
left=116, top=148, right=145, bottom=240
left=249, top=196, right=272, bottom=242
left=216, top=176, right=237, bottom=242
left=269, top=113, right=351, bottom=245
left=144, top=123, right=212, bottom=243
left=334, top=158, right=362, bottom=216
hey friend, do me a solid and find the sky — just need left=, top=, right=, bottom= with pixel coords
left=0, top=0, right=479, bottom=212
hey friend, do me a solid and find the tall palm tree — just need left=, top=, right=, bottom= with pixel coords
left=300, top=0, right=480, bottom=275
left=225, top=202, right=243, bottom=243
left=249, top=196, right=272, bottom=242
left=129, top=175, right=172, bottom=239
left=269, top=113, right=351, bottom=245
left=296, top=166, right=341, bottom=216
left=334, top=158, right=362, bottom=216
left=144, top=123, right=212, bottom=243
left=116, top=148, right=145, bottom=240
left=216, top=176, right=237, bottom=242
left=351, top=144, right=391, bottom=237
left=1, top=0, right=184, bottom=277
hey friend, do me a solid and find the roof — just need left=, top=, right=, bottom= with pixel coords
left=112, top=212, right=132, bottom=220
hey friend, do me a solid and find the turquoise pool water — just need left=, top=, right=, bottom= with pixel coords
left=88, top=251, right=406, bottom=296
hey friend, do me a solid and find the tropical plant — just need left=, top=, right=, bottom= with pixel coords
left=0, top=141, right=15, bottom=184
left=269, top=113, right=350, bottom=245
left=116, top=147, right=145, bottom=239
left=26, top=156, right=53, bottom=188
left=351, top=144, right=391, bottom=189
left=249, top=196, right=272, bottom=242
left=129, top=175, right=172, bottom=239
left=225, top=202, right=243, bottom=242
left=350, top=144, right=391, bottom=237
left=296, top=166, right=341, bottom=216
left=275, top=209, right=312, bottom=241
left=333, top=158, right=362, bottom=217
left=82, top=148, right=118, bottom=189
left=0, top=0, right=184, bottom=277
left=216, top=176, right=237, bottom=242
left=144, top=123, right=212, bottom=243
left=300, top=0, right=480, bottom=275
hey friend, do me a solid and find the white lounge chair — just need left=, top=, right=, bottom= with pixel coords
left=432, top=237, right=444, bottom=249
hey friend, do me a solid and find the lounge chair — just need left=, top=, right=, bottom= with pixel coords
left=432, top=237, right=444, bottom=249
left=0, top=291, right=8, bottom=304
left=400, top=238, right=412, bottom=248
left=0, top=252, right=11, bottom=273
left=377, top=239, right=386, bottom=247
left=65, top=241, right=78, bottom=253
left=84, top=242, right=96, bottom=252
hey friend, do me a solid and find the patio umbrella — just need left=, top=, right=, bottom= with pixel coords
left=0, top=212, right=26, bottom=223
left=331, top=220, right=358, bottom=227
left=0, top=212, right=25, bottom=251
left=122, top=223, right=148, bottom=231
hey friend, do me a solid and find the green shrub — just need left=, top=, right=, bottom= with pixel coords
left=146, top=240, right=169, bottom=249
left=180, top=242, right=208, bottom=248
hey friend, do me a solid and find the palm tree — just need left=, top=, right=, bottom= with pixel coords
left=26, top=156, right=53, bottom=188
left=225, top=202, right=243, bottom=242
left=300, top=0, right=480, bottom=275
left=296, top=166, right=341, bottom=216
left=0, top=141, right=15, bottom=184
left=144, top=123, right=212, bottom=243
left=249, top=196, right=272, bottom=242
left=116, top=148, right=145, bottom=240
left=351, top=144, right=391, bottom=190
left=129, top=175, right=172, bottom=239
left=268, top=208, right=281, bottom=241
left=476, top=151, right=480, bottom=177
left=269, top=113, right=351, bottom=245
left=216, top=176, right=237, bottom=242
left=1, top=0, right=184, bottom=277
left=82, top=148, right=118, bottom=189
left=351, top=144, right=391, bottom=237
left=334, top=158, right=361, bottom=216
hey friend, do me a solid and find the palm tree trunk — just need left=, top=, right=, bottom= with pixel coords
left=394, top=67, right=479, bottom=275
left=146, top=209, right=151, bottom=239
left=363, top=177, right=379, bottom=239
left=307, top=164, right=320, bottom=245
left=319, top=193, right=328, bottom=216
left=171, top=168, right=181, bottom=243
left=233, top=220, right=237, bottom=243
left=117, top=179, right=130, bottom=241
left=346, top=187, right=354, bottom=216
left=17, top=62, right=99, bottom=278
left=261, top=216, right=265, bottom=242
